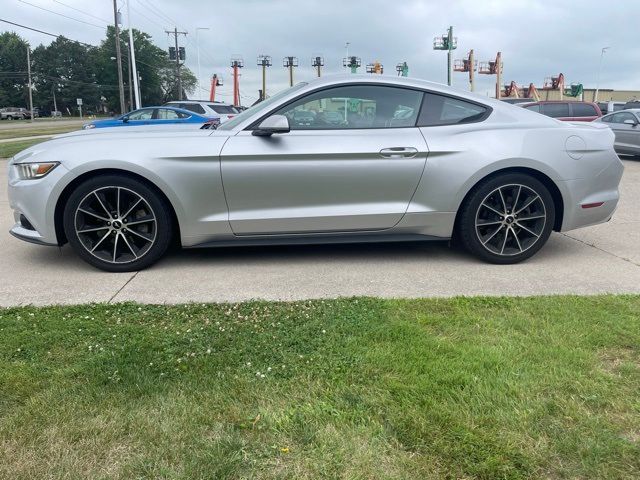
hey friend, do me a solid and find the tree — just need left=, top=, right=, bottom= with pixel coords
left=32, top=37, right=102, bottom=114
left=0, top=31, right=29, bottom=107
left=95, top=27, right=196, bottom=111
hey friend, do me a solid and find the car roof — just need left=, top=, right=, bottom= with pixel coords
left=131, top=106, right=205, bottom=116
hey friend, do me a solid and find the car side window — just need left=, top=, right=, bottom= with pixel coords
left=127, top=109, right=154, bottom=120
left=571, top=103, right=597, bottom=117
left=524, top=104, right=540, bottom=113
left=542, top=103, right=569, bottom=118
left=417, top=93, right=488, bottom=126
left=273, top=85, right=423, bottom=129
left=157, top=108, right=182, bottom=120
left=183, top=103, right=206, bottom=114
left=610, top=112, right=635, bottom=124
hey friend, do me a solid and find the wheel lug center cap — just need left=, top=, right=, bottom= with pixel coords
left=505, top=216, right=514, bottom=224
left=112, top=220, right=122, bottom=230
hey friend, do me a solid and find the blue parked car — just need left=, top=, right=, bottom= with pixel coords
left=82, top=106, right=215, bottom=130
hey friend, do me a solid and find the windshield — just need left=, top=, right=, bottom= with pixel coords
left=218, top=82, right=308, bottom=131
left=208, top=105, right=237, bottom=114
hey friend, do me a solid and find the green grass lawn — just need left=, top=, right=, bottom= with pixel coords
left=0, top=125, right=80, bottom=141
left=0, top=138, right=47, bottom=158
left=1, top=296, right=638, bottom=479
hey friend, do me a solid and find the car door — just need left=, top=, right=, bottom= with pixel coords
left=154, top=108, right=187, bottom=125
left=220, top=84, right=428, bottom=235
left=609, top=112, right=640, bottom=152
left=123, top=108, right=154, bottom=127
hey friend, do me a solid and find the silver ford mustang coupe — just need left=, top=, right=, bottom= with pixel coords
left=8, top=75, right=623, bottom=272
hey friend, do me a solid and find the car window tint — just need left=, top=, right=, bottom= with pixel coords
left=613, top=104, right=624, bottom=111
left=274, top=85, right=423, bottom=129
left=182, top=103, right=206, bottom=114
left=523, top=104, right=540, bottom=113
left=571, top=103, right=597, bottom=117
left=417, top=93, right=488, bottom=126
left=600, top=114, right=612, bottom=123
left=611, top=112, right=636, bottom=124
left=127, top=109, right=154, bottom=120
left=542, top=103, right=569, bottom=118
left=208, top=104, right=237, bottom=114
left=157, top=109, right=182, bottom=120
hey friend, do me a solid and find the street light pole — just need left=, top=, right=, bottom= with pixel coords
left=26, top=44, right=34, bottom=123
left=594, top=46, right=610, bottom=102
left=126, top=0, right=141, bottom=109
left=195, top=27, right=209, bottom=97
left=112, top=0, right=126, bottom=114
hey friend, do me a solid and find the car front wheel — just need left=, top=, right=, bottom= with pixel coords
left=63, top=174, right=174, bottom=272
left=457, top=173, right=555, bottom=264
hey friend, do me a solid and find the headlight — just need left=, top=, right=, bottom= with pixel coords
left=82, top=124, right=95, bottom=129
left=15, top=162, right=59, bottom=180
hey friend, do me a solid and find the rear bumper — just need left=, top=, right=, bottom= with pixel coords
left=560, top=154, right=624, bottom=231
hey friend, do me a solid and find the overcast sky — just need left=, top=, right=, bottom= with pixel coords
left=3, top=0, right=638, bottom=105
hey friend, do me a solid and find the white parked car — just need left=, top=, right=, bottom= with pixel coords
left=163, top=100, right=239, bottom=123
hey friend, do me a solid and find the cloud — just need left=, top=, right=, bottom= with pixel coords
left=5, top=0, right=638, bottom=104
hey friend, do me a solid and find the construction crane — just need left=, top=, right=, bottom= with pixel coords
left=479, top=52, right=503, bottom=99
left=396, top=62, right=409, bottom=77
left=312, top=55, right=324, bottom=77
left=366, top=61, right=383, bottom=74
left=504, top=80, right=519, bottom=98
left=526, top=83, right=540, bottom=101
left=343, top=56, right=361, bottom=73
left=209, top=74, right=222, bottom=102
left=453, top=49, right=477, bottom=91
left=433, top=26, right=457, bottom=85
left=543, top=73, right=583, bottom=99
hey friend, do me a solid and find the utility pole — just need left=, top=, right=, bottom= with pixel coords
left=433, top=26, right=457, bottom=86
left=127, top=45, right=133, bottom=110
left=167, top=27, right=188, bottom=100
left=230, top=57, right=243, bottom=107
left=283, top=56, right=298, bottom=87
left=257, top=55, right=272, bottom=100
left=26, top=44, right=34, bottom=123
left=469, top=49, right=475, bottom=92
left=126, top=0, right=141, bottom=108
left=312, top=55, right=324, bottom=77
left=112, top=0, right=126, bottom=114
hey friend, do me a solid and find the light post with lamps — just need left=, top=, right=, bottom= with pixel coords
left=594, top=46, right=610, bottom=102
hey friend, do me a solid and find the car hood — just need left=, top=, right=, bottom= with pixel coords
left=11, top=125, right=233, bottom=163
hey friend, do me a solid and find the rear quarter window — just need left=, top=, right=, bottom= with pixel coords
left=182, top=103, right=206, bottom=114
left=417, top=92, right=489, bottom=126
left=542, top=103, right=569, bottom=118
left=571, top=103, right=597, bottom=117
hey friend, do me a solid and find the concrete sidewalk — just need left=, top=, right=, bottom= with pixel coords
left=1, top=159, right=639, bottom=306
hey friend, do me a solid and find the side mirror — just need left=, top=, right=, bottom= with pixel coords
left=252, top=115, right=290, bottom=136
left=122, top=116, right=129, bottom=123
left=623, top=119, right=638, bottom=126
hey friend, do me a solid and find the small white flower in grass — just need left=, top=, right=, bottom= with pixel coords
left=322, top=329, right=326, bottom=334
left=267, top=367, right=272, bottom=372
left=246, top=362, right=251, bottom=366
left=206, top=348, right=212, bottom=354
left=260, top=373, right=266, bottom=378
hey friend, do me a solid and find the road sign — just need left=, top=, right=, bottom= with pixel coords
left=76, top=98, right=83, bottom=106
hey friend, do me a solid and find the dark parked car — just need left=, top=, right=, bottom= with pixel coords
left=520, top=101, right=602, bottom=122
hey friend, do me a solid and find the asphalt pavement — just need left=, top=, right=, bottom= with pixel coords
left=1, top=158, right=639, bottom=306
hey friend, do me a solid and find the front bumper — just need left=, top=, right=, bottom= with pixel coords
left=7, top=160, right=69, bottom=246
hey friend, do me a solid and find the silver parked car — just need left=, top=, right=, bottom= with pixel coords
left=7, top=75, right=623, bottom=271
left=594, top=109, right=640, bottom=156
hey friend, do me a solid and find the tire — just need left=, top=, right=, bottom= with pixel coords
left=456, top=173, right=555, bottom=264
left=63, top=174, right=174, bottom=272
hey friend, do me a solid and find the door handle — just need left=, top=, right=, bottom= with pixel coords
left=379, top=147, right=418, bottom=158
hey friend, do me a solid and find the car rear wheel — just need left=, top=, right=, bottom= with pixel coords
left=63, top=175, right=173, bottom=272
left=457, top=173, right=555, bottom=264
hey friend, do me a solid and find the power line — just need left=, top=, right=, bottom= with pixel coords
left=0, top=18, right=95, bottom=47
left=16, top=0, right=106, bottom=29
left=51, top=0, right=111, bottom=24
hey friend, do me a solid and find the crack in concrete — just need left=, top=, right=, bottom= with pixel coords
left=108, top=271, right=140, bottom=303
left=560, top=232, right=640, bottom=268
